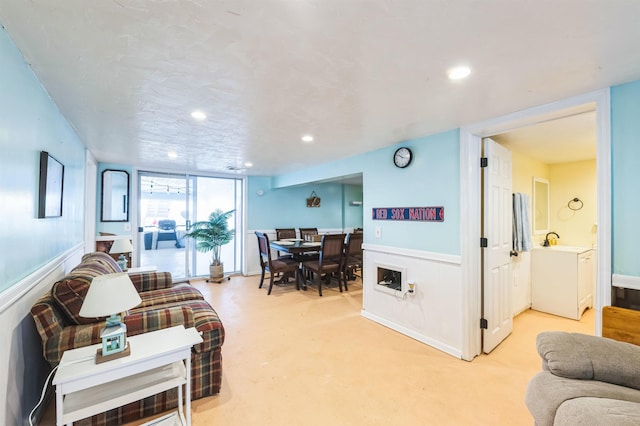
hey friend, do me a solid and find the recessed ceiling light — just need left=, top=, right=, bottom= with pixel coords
left=168, top=151, right=177, bottom=159
left=191, top=110, right=207, bottom=121
left=244, top=162, right=253, bottom=167
left=301, top=135, right=314, bottom=143
left=447, top=66, right=471, bottom=80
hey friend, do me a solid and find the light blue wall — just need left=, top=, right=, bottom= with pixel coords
left=271, top=129, right=461, bottom=254
left=1, top=25, right=86, bottom=426
left=343, top=184, right=363, bottom=229
left=247, top=178, right=348, bottom=229
left=0, top=27, right=86, bottom=292
left=611, top=80, right=640, bottom=276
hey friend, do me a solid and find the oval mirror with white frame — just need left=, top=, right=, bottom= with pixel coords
left=532, top=177, right=550, bottom=235
left=101, top=169, right=129, bottom=222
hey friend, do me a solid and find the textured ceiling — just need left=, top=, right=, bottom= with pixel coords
left=1, top=1, right=639, bottom=176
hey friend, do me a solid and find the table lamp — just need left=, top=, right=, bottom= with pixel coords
left=109, top=238, right=133, bottom=271
left=79, top=273, right=142, bottom=363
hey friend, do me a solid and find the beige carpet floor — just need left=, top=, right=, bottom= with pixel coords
left=43, top=273, right=594, bottom=425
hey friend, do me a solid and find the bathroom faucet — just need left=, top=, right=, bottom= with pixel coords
left=543, top=232, right=560, bottom=247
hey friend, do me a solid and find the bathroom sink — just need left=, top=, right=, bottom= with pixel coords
left=534, top=245, right=592, bottom=253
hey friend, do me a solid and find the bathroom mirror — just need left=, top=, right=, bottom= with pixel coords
left=532, top=177, right=550, bottom=235
left=101, top=169, right=129, bottom=222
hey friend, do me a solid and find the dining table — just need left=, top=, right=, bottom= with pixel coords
left=269, top=239, right=322, bottom=287
left=269, top=238, right=322, bottom=259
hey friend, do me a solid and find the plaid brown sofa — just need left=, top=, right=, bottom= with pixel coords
left=30, top=251, right=224, bottom=425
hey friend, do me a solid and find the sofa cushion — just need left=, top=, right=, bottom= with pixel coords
left=130, top=299, right=224, bottom=353
left=51, top=276, right=103, bottom=325
left=555, top=397, right=640, bottom=426
left=51, top=252, right=122, bottom=325
left=129, top=271, right=173, bottom=292
left=75, top=251, right=122, bottom=274
left=537, top=332, right=640, bottom=391
left=138, top=283, right=204, bottom=308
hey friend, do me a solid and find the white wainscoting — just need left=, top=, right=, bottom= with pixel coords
left=1, top=243, right=84, bottom=425
left=612, top=274, right=640, bottom=291
left=361, top=244, right=463, bottom=359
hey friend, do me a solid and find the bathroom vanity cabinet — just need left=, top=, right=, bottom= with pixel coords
left=531, top=246, right=594, bottom=320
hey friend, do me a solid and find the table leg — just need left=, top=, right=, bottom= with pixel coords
left=177, top=377, right=184, bottom=421
left=55, top=384, right=62, bottom=426
left=186, top=354, right=192, bottom=425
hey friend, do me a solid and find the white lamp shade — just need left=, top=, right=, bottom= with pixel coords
left=109, top=238, right=133, bottom=254
left=79, top=273, right=142, bottom=318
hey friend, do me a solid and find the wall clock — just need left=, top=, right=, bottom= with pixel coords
left=393, top=147, right=413, bottom=168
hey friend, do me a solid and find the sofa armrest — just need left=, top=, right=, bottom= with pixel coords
left=537, top=331, right=640, bottom=391
left=128, top=272, right=174, bottom=292
left=41, top=306, right=195, bottom=366
left=125, top=305, right=195, bottom=336
left=44, top=322, right=104, bottom=365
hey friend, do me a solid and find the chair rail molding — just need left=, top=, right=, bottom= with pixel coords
left=612, top=274, right=640, bottom=291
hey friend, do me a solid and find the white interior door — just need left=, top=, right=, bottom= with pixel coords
left=483, top=138, right=513, bottom=353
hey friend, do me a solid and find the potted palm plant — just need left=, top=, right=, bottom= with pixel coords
left=184, top=209, right=235, bottom=280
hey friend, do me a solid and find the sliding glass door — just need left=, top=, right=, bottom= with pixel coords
left=137, top=172, right=243, bottom=279
left=190, top=176, right=243, bottom=276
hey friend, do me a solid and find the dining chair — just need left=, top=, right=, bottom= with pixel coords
left=255, top=232, right=300, bottom=295
left=301, top=233, right=346, bottom=296
left=275, top=228, right=297, bottom=240
left=341, top=232, right=363, bottom=291
left=274, top=228, right=297, bottom=258
left=299, top=227, right=318, bottom=241
left=297, top=228, right=320, bottom=280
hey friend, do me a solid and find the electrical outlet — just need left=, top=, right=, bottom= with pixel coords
left=375, top=227, right=381, bottom=238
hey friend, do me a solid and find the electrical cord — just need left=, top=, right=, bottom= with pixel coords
left=28, top=355, right=94, bottom=425
left=28, top=365, right=57, bottom=426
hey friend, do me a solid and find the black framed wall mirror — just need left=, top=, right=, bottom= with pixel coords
left=101, top=169, right=129, bottom=222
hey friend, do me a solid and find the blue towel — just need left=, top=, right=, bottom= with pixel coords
left=513, top=193, right=533, bottom=252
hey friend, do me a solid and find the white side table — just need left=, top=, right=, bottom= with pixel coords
left=52, top=326, right=202, bottom=426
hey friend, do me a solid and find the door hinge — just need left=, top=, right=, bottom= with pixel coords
left=480, top=157, right=488, bottom=168
left=480, top=318, right=488, bottom=329
left=480, top=237, right=488, bottom=248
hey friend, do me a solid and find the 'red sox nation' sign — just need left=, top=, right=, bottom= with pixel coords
left=372, top=207, right=444, bottom=222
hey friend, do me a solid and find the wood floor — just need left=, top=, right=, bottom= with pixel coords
left=42, top=273, right=594, bottom=425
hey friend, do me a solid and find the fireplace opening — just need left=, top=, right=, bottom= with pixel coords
left=377, top=266, right=402, bottom=291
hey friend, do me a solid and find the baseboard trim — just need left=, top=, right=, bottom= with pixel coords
left=360, top=310, right=462, bottom=359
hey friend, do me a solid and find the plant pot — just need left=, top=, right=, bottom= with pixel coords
left=210, top=263, right=224, bottom=280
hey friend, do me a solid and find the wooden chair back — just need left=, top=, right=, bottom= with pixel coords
left=275, top=228, right=297, bottom=240
left=255, top=231, right=300, bottom=294
left=299, top=228, right=318, bottom=240
left=319, top=233, right=346, bottom=264
left=344, top=232, right=363, bottom=260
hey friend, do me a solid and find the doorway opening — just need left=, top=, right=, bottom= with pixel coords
left=137, top=171, right=244, bottom=279
left=480, top=110, right=598, bottom=353
left=460, top=89, right=611, bottom=361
